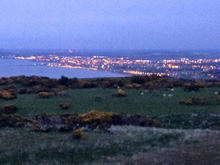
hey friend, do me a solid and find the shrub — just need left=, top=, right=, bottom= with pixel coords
left=0, top=91, right=12, bottom=99
left=18, top=88, right=28, bottom=94
left=0, top=114, right=32, bottom=127
left=73, top=129, right=83, bottom=139
left=194, top=81, right=205, bottom=88
left=115, top=89, right=127, bottom=97
left=58, top=76, right=70, bottom=86
left=0, top=79, right=7, bottom=85
left=79, top=81, right=98, bottom=88
left=28, top=85, right=49, bottom=94
left=130, top=76, right=146, bottom=84
left=126, top=83, right=141, bottom=89
left=115, top=78, right=126, bottom=87
left=78, top=110, right=114, bottom=123
left=71, top=77, right=78, bottom=84
left=0, top=90, right=17, bottom=100
left=37, top=92, right=53, bottom=98
left=117, top=89, right=126, bottom=97
left=184, top=83, right=200, bottom=91
left=101, top=81, right=112, bottom=88
left=42, top=79, right=58, bottom=88
left=1, top=104, right=18, bottom=114
left=144, top=82, right=155, bottom=89
left=125, top=84, right=133, bottom=89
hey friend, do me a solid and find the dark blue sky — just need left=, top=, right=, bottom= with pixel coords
left=0, top=0, right=220, bottom=50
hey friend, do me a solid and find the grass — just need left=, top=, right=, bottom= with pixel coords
left=0, top=126, right=194, bottom=165
left=1, top=86, right=220, bottom=164
left=0, top=87, right=220, bottom=117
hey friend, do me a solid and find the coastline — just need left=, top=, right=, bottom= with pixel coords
left=47, top=64, right=98, bottom=71
left=0, top=59, right=128, bottom=79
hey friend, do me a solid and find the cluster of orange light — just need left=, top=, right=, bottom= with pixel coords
left=123, top=70, right=166, bottom=76
left=14, top=55, right=220, bottom=76
left=167, top=64, right=179, bottom=69
left=47, top=64, right=98, bottom=71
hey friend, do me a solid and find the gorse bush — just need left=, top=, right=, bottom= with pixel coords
left=37, top=92, right=53, bottom=98
left=73, top=129, right=83, bottom=139
left=78, top=110, right=114, bottom=123
left=115, top=89, right=127, bottom=97
left=0, top=90, right=17, bottom=100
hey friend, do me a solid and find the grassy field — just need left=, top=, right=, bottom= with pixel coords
left=0, top=87, right=220, bottom=117
left=1, top=125, right=220, bottom=165
left=1, top=86, right=220, bottom=164
left=0, top=126, right=204, bottom=165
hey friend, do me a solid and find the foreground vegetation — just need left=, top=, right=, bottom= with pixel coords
left=0, top=75, right=220, bottom=164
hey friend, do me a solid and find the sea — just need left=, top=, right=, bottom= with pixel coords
left=0, top=59, right=126, bottom=79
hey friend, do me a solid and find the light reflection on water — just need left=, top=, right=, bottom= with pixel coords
left=0, top=59, right=127, bottom=78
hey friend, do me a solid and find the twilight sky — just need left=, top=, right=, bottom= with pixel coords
left=0, top=0, right=220, bottom=50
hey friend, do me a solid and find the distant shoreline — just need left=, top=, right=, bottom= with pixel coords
left=0, top=58, right=128, bottom=79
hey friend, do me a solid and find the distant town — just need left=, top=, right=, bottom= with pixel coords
left=1, top=50, right=220, bottom=80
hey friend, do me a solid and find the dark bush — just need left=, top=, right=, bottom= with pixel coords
left=130, top=76, right=146, bottom=84
left=79, top=81, right=98, bottom=88
left=115, top=78, right=126, bottom=87
left=59, top=102, right=70, bottom=109
left=1, top=104, right=18, bottom=114
left=58, top=76, right=70, bottom=86
left=19, top=88, right=28, bottom=94
left=71, top=78, right=78, bottom=84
